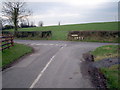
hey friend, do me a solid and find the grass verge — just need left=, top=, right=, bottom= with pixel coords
left=91, top=45, right=119, bottom=61
left=100, top=65, right=120, bottom=89
left=1, top=43, right=32, bottom=68
left=91, top=45, right=120, bottom=89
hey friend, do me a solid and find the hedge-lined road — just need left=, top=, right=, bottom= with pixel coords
left=2, top=40, right=117, bottom=88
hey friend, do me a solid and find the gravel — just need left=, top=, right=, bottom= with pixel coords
left=92, top=58, right=120, bottom=68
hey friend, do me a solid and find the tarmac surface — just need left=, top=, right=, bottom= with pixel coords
left=2, top=40, right=118, bottom=88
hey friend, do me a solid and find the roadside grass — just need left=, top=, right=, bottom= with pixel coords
left=2, top=43, right=32, bottom=67
left=91, top=45, right=119, bottom=61
left=100, top=65, right=120, bottom=89
left=5, top=22, right=119, bottom=42
left=15, top=36, right=119, bottom=43
left=83, top=37, right=119, bottom=43
left=91, top=45, right=120, bottom=89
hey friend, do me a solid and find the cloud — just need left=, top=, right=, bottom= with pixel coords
left=0, top=0, right=118, bottom=26
left=27, top=1, right=118, bottom=26
left=23, top=0, right=120, bottom=2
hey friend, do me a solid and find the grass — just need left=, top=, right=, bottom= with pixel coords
left=5, top=21, right=119, bottom=41
left=91, top=45, right=120, bottom=89
left=100, top=65, right=120, bottom=89
left=1, top=43, right=32, bottom=67
left=91, top=45, right=119, bottom=61
left=16, top=21, right=119, bottom=31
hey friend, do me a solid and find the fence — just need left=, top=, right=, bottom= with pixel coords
left=0, top=35, right=14, bottom=51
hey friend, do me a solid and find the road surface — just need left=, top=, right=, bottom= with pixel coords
left=2, top=40, right=117, bottom=88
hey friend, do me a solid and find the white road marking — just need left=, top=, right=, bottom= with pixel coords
left=29, top=55, right=55, bottom=88
left=49, top=44, right=54, bottom=45
left=61, top=46, right=64, bottom=49
left=29, top=46, right=64, bottom=88
left=30, top=43, right=37, bottom=45
left=15, top=42, right=67, bottom=47
left=30, top=43, right=67, bottom=47
left=35, top=44, right=41, bottom=45
left=30, top=54, right=33, bottom=56
left=29, top=46, right=65, bottom=88
left=55, top=44, right=59, bottom=46
left=35, top=44, right=47, bottom=46
left=79, top=61, right=82, bottom=63
left=64, top=44, right=67, bottom=47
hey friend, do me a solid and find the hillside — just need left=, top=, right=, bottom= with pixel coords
left=18, top=21, right=118, bottom=31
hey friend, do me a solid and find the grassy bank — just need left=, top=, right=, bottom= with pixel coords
left=91, top=45, right=119, bottom=88
left=91, top=45, right=119, bottom=61
left=1, top=43, right=32, bottom=68
left=101, top=65, right=120, bottom=89
left=5, top=21, right=119, bottom=41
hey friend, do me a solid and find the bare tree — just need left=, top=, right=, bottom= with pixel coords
left=2, top=1, right=31, bottom=36
left=58, top=21, right=60, bottom=26
left=30, top=21, right=34, bottom=27
left=38, top=21, right=43, bottom=27
left=0, top=18, right=2, bottom=30
left=0, top=17, right=4, bottom=30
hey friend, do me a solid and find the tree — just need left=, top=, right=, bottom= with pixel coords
left=0, top=17, right=6, bottom=29
left=0, top=17, right=3, bottom=30
left=2, top=1, right=31, bottom=36
left=30, top=21, right=34, bottom=27
left=58, top=21, right=60, bottom=26
left=0, top=19, right=2, bottom=30
left=38, top=21, right=43, bottom=27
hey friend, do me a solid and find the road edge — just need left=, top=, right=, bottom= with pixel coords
left=2, top=45, right=34, bottom=71
left=82, top=52, right=107, bottom=89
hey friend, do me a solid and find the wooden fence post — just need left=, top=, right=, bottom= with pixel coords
left=1, top=35, right=14, bottom=51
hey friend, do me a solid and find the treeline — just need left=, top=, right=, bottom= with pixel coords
left=20, top=23, right=36, bottom=28
left=2, top=24, right=36, bottom=30
left=2, top=21, right=60, bottom=30
left=2, top=25, right=14, bottom=30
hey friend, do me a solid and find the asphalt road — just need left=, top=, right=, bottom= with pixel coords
left=2, top=40, right=117, bottom=88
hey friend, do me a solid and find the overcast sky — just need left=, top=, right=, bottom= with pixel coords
left=0, top=0, right=119, bottom=26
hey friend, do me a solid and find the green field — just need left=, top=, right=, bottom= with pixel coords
left=6, top=21, right=119, bottom=41
left=1, top=43, right=32, bottom=67
left=91, top=45, right=119, bottom=88
left=18, top=21, right=118, bottom=31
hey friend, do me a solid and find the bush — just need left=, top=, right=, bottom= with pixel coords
left=2, top=31, right=52, bottom=38
left=2, top=25, right=14, bottom=30
left=68, top=31, right=119, bottom=42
